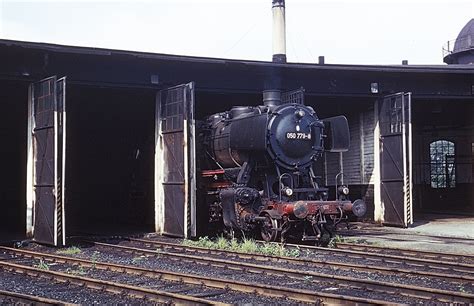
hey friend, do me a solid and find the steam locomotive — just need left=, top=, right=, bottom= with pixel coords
left=200, top=90, right=366, bottom=245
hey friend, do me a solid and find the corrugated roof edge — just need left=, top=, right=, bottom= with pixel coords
left=1, top=38, right=473, bottom=74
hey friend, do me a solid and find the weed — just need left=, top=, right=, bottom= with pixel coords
left=274, top=244, right=286, bottom=257
left=77, top=266, right=87, bottom=275
left=240, top=238, right=258, bottom=254
left=66, top=266, right=87, bottom=275
left=355, top=238, right=373, bottom=245
left=303, top=275, right=313, bottom=282
left=181, top=239, right=194, bottom=247
left=206, top=237, right=220, bottom=249
left=180, top=237, right=301, bottom=258
left=90, top=251, right=100, bottom=268
left=260, top=243, right=278, bottom=256
left=185, top=237, right=215, bottom=249
left=229, top=238, right=240, bottom=251
left=57, top=246, right=81, bottom=255
left=131, top=256, right=144, bottom=264
left=215, top=236, right=229, bottom=250
left=284, top=246, right=301, bottom=258
left=347, top=238, right=373, bottom=245
left=35, top=259, right=49, bottom=270
left=328, top=235, right=345, bottom=248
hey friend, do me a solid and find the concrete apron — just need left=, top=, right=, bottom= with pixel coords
left=340, top=215, right=474, bottom=255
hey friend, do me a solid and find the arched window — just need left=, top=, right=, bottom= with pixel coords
left=430, top=140, right=455, bottom=188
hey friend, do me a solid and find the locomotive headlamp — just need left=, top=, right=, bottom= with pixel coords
left=338, top=185, right=349, bottom=195
left=283, top=187, right=293, bottom=196
left=295, top=109, right=305, bottom=119
left=342, top=186, right=349, bottom=195
left=293, top=201, right=309, bottom=219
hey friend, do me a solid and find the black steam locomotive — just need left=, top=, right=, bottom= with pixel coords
left=200, top=90, right=366, bottom=244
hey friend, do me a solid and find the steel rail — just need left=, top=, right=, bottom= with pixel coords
left=0, top=246, right=386, bottom=305
left=0, top=259, right=223, bottom=305
left=128, top=237, right=474, bottom=282
left=265, top=240, right=474, bottom=272
left=0, top=289, right=72, bottom=305
left=336, top=242, right=474, bottom=262
left=90, top=240, right=474, bottom=304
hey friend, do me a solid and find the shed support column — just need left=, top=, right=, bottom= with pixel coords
left=360, top=112, right=365, bottom=184
left=154, top=94, right=164, bottom=234
left=373, top=100, right=383, bottom=223
left=26, top=85, right=33, bottom=237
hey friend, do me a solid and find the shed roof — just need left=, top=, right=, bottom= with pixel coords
left=1, top=38, right=473, bottom=74
left=0, top=39, right=472, bottom=99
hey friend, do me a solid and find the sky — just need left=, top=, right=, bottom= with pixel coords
left=0, top=0, right=472, bottom=65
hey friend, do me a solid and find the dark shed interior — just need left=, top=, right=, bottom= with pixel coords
left=413, top=98, right=474, bottom=215
left=0, top=80, right=27, bottom=241
left=65, top=85, right=156, bottom=235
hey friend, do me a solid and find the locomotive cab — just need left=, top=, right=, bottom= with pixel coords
left=200, top=89, right=366, bottom=245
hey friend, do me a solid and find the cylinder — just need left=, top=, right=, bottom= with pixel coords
left=272, top=0, right=286, bottom=63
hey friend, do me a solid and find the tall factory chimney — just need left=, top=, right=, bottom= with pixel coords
left=272, top=0, right=287, bottom=63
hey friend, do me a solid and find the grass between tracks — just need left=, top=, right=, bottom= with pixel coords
left=182, top=236, right=301, bottom=257
left=57, top=246, right=82, bottom=255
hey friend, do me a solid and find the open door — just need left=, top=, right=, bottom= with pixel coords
left=28, top=76, right=66, bottom=246
left=155, top=82, right=196, bottom=238
left=378, top=92, right=413, bottom=227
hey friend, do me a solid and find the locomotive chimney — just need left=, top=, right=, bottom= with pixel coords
left=272, top=0, right=287, bottom=63
left=263, top=90, right=282, bottom=107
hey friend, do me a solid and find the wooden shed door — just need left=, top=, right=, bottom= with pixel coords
left=29, top=76, right=66, bottom=246
left=379, top=92, right=413, bottom=227
left=155, top=82, right=196, bottom=238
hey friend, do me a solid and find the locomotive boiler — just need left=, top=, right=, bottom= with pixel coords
left=200, top=90, right=366, bottom=245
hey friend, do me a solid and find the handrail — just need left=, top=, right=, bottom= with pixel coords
left=278, top=172, right=294, bottom=201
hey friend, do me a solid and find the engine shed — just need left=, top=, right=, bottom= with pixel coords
left=0, top=39, right=473, bottom=245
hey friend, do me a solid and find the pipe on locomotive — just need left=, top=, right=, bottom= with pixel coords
left=272, top=0, right=287, bottom=63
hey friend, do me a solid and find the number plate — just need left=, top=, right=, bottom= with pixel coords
left=286, top=132, right=311, bottom=140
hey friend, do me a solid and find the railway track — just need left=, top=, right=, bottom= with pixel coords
left=0, top=246, right=386, bottom=305
left=335, top=242, right=474, bottom=263
left=0, top=251, right=223, bottom=305
left=81, top=238, right=474, bottom=304
left=271, top=240, right=474, bottom=274
left=0, top=289, right=70, bottom=305
left=127, top=237, right=474, bottom=282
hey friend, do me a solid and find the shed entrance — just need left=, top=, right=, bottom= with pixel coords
left=0, top=80, right=27, bottom=242
left=155, top=82, right=196, bottom=238
left=412, top=99, right=474, bottom=216
left=65, top=85, right=155, bottom=236
left=28, top=81, right=157, bottom=241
